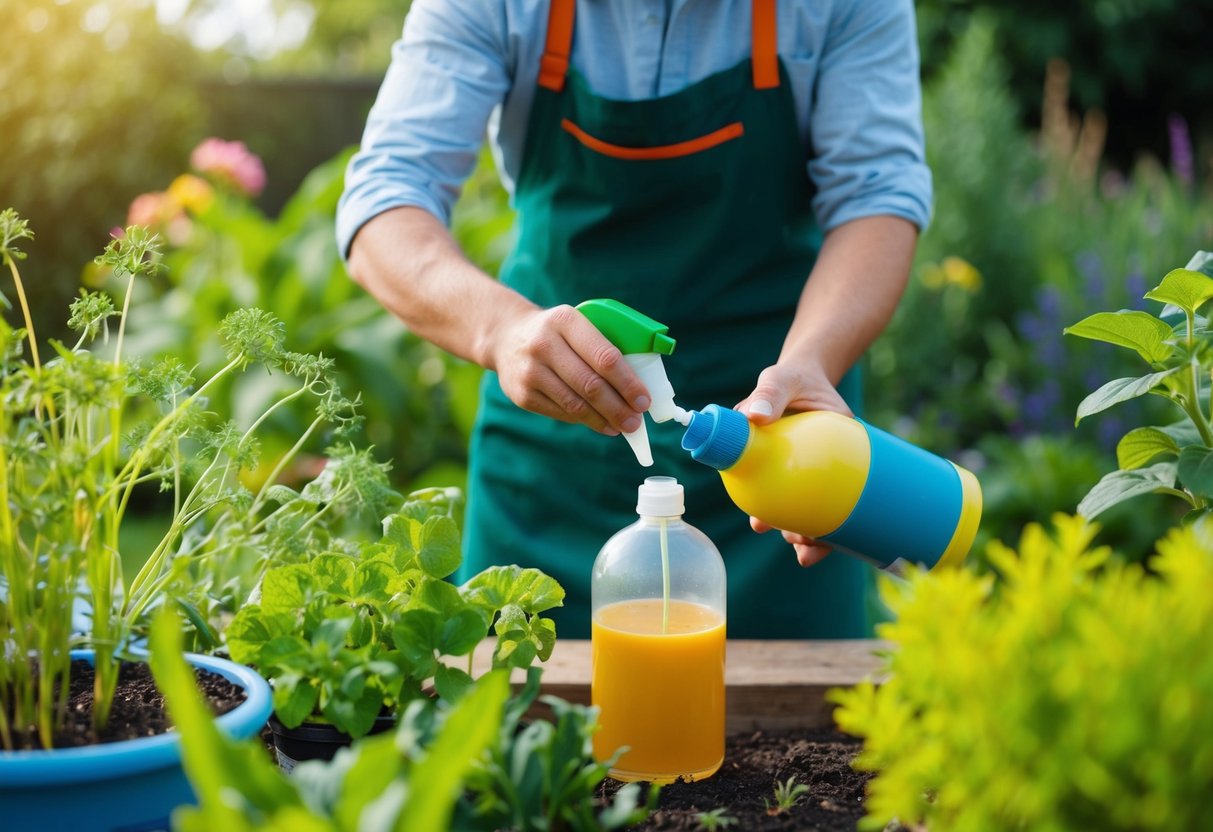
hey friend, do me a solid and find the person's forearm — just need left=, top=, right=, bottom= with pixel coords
left=780, top=215, right=917, bottom=382
left=346, top=205, right=651, bottom=435
left=345, top=205, right=535, bottom=370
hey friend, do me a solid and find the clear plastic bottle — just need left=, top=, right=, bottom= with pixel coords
left=590, top=476, right=727, bottom=783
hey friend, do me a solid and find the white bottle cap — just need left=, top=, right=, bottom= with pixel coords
left=636, top=475, right=684, bottom=517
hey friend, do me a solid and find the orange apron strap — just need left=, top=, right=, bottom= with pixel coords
left=752, top=0, right=780, bottom=90
left=538, top=0, right=576, bottom=92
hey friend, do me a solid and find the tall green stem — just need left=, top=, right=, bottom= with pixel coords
left=1183, top=310, right=1213, bottom=446
left=4, top=253, right=41, bottom=371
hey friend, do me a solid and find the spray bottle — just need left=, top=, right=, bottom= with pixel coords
left=580, top=298, right=982, bottom=574
left=679, top=404, right=982, bottom=575
left=576, top=299, right=688, bottom=467
left=590, top=476, right=726, bottom=783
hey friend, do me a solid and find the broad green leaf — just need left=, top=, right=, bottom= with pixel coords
left=323, top=679, right=383, bottom=738
left=1064, top=311, right=1175, bottom=364
left=1178, top=446, right=1213, bottom=499
left=437, top=607, right=490, bottom=657
left=1075, top=369, right=1178, bottom=425
left=1077, top=462, right=1178, bottom=518
left=395, top=672, right=510, bottom=832
left=433, top=664, right=474, bottom=701
left=381, top=513, right=462, bottom=578
left=416, top=516, right=461, bottom=578
left=353, top=560, right=395, bottom=604
left=406, top=577, right=465, bottom=616
left=258, top=635, right=311, bottom=670
left=462, top=565, right=566, bottom=615
left=1162, top=420, right=1204, bottom=447
left=392, top=609, right=441, bottom=677
left=274, top=674, right=320, bottom=729
left=261, top=564, right=312, bottom=615
left=312, top=554, right=354, bottom=597
left=148, top=611, right=307, bottom=829
left=530, top=616, right=558, bottom=661
left=226, top=606, right=295, bottom=665
left=1117, top=427, right=1180, bottom=470
left=1144, top=268, right=1213, bottom=315
left=398, top=486, right=463, bottom=523
left=312, top=617, right=354, bottom=653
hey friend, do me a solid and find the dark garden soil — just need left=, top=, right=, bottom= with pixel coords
left=602, top=728, right=875, bottom=831
left=37, top=658, right=246, bottom=748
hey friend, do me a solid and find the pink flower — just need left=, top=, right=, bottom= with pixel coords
left=189, top=137, right=267, bottom=198
left=126, top=192, right=175, bottom=227
left=125, top=192, right=193, bottom=245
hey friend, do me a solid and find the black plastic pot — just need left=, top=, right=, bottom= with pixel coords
left=268, top=713, right=396, bottom=773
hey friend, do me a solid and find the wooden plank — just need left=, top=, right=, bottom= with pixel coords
left=471, top=639, right=888, bottom=731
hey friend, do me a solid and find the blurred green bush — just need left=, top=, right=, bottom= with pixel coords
left=867, top=16, right=1213, bottom=558
left=0, top=0, right=207, bottom=340
left=833, top=514, right=1213, bottom=831
left=916, top=0, right=1213, bottom=168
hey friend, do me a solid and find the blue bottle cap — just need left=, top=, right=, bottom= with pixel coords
left=681, top=404, right=750, bottom=470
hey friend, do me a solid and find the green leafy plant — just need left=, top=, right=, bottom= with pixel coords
left=457, top=668, right=658, bottom=831
left=1065, top=251, right=1213, bottom=519
left=149, top=608, right=509, bottom=832
left=694, top=807, right=738, bottom=831
left=117, top=145, right=485, bottom=493
left=763, top=775, right=809, bottom=816
left=225, top=489, right=564, bottom=737
left=0, top=209, right=363, bottom=749
left=151, top=611, right=655, bottom=831
left=831, top=514, right=1213, bottom=831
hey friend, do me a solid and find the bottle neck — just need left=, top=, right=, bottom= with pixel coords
left=638, top=514, right=685, bottom=525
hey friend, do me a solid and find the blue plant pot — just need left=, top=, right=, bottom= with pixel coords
left=0, top=650, right=272, bottom=832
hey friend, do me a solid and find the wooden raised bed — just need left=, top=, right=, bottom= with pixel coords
left=471, top=638, right=888, bottom=732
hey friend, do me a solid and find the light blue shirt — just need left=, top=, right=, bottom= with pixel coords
left=337, top=0, right=932, bottom=257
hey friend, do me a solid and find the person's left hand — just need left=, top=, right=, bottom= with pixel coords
left=736, top=361, right=852, bottom=568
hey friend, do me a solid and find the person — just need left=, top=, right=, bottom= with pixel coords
left=337, top=0, right=932, bottom=639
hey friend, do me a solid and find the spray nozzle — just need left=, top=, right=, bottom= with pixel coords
left=577, top=299, right=688, bottom=466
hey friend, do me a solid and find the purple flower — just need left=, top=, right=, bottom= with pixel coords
left=1077, top=251, right=1106, bottom=301
left=1125, top=269, right=1148, bottom=309
left=1168, top=114, right=1195, bottom=186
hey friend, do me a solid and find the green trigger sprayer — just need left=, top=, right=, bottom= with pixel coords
left=576, top=299, right=690, bottom=466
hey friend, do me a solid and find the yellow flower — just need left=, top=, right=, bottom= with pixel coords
left=920, top=257, right=982, bottom=292
left=167, top=173, right=215, bottom=214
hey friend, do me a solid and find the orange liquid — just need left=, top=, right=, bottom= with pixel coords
left=591, top=599, right=725, bottom=783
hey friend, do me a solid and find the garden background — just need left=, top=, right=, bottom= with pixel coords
left=5, top=0, right=1213, bottom=572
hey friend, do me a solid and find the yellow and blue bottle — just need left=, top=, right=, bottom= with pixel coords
left=679, top=404, right=982, bottom=574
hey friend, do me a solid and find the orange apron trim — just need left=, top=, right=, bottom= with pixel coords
left=751, top=0, right=779, bottom=89
left=538, top=0, right=576, bottom=91
left=539, top=0, right=781, bottom=94
left=560, top=118, right=745, bottom=160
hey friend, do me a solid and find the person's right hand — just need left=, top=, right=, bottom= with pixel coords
left=486, top=304, right=652, bottom=435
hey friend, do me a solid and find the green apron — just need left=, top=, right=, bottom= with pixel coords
left=460, top=0, right=871, bottom=639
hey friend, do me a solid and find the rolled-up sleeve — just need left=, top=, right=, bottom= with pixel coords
left=336, top=0, right=512, bottom=258
left=807, top=0, right=932, bottom=232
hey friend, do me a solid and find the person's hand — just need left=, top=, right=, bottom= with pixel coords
left=735, top=360, right=852, bottom=422
left=749, top=517, right=834, bottom=567
left=737, top=360, right=852, bottom=567
left=487, top=304, right=651, bottom=435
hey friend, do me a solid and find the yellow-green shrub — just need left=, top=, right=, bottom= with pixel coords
left=831, top=515, right=1213, bottom=831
